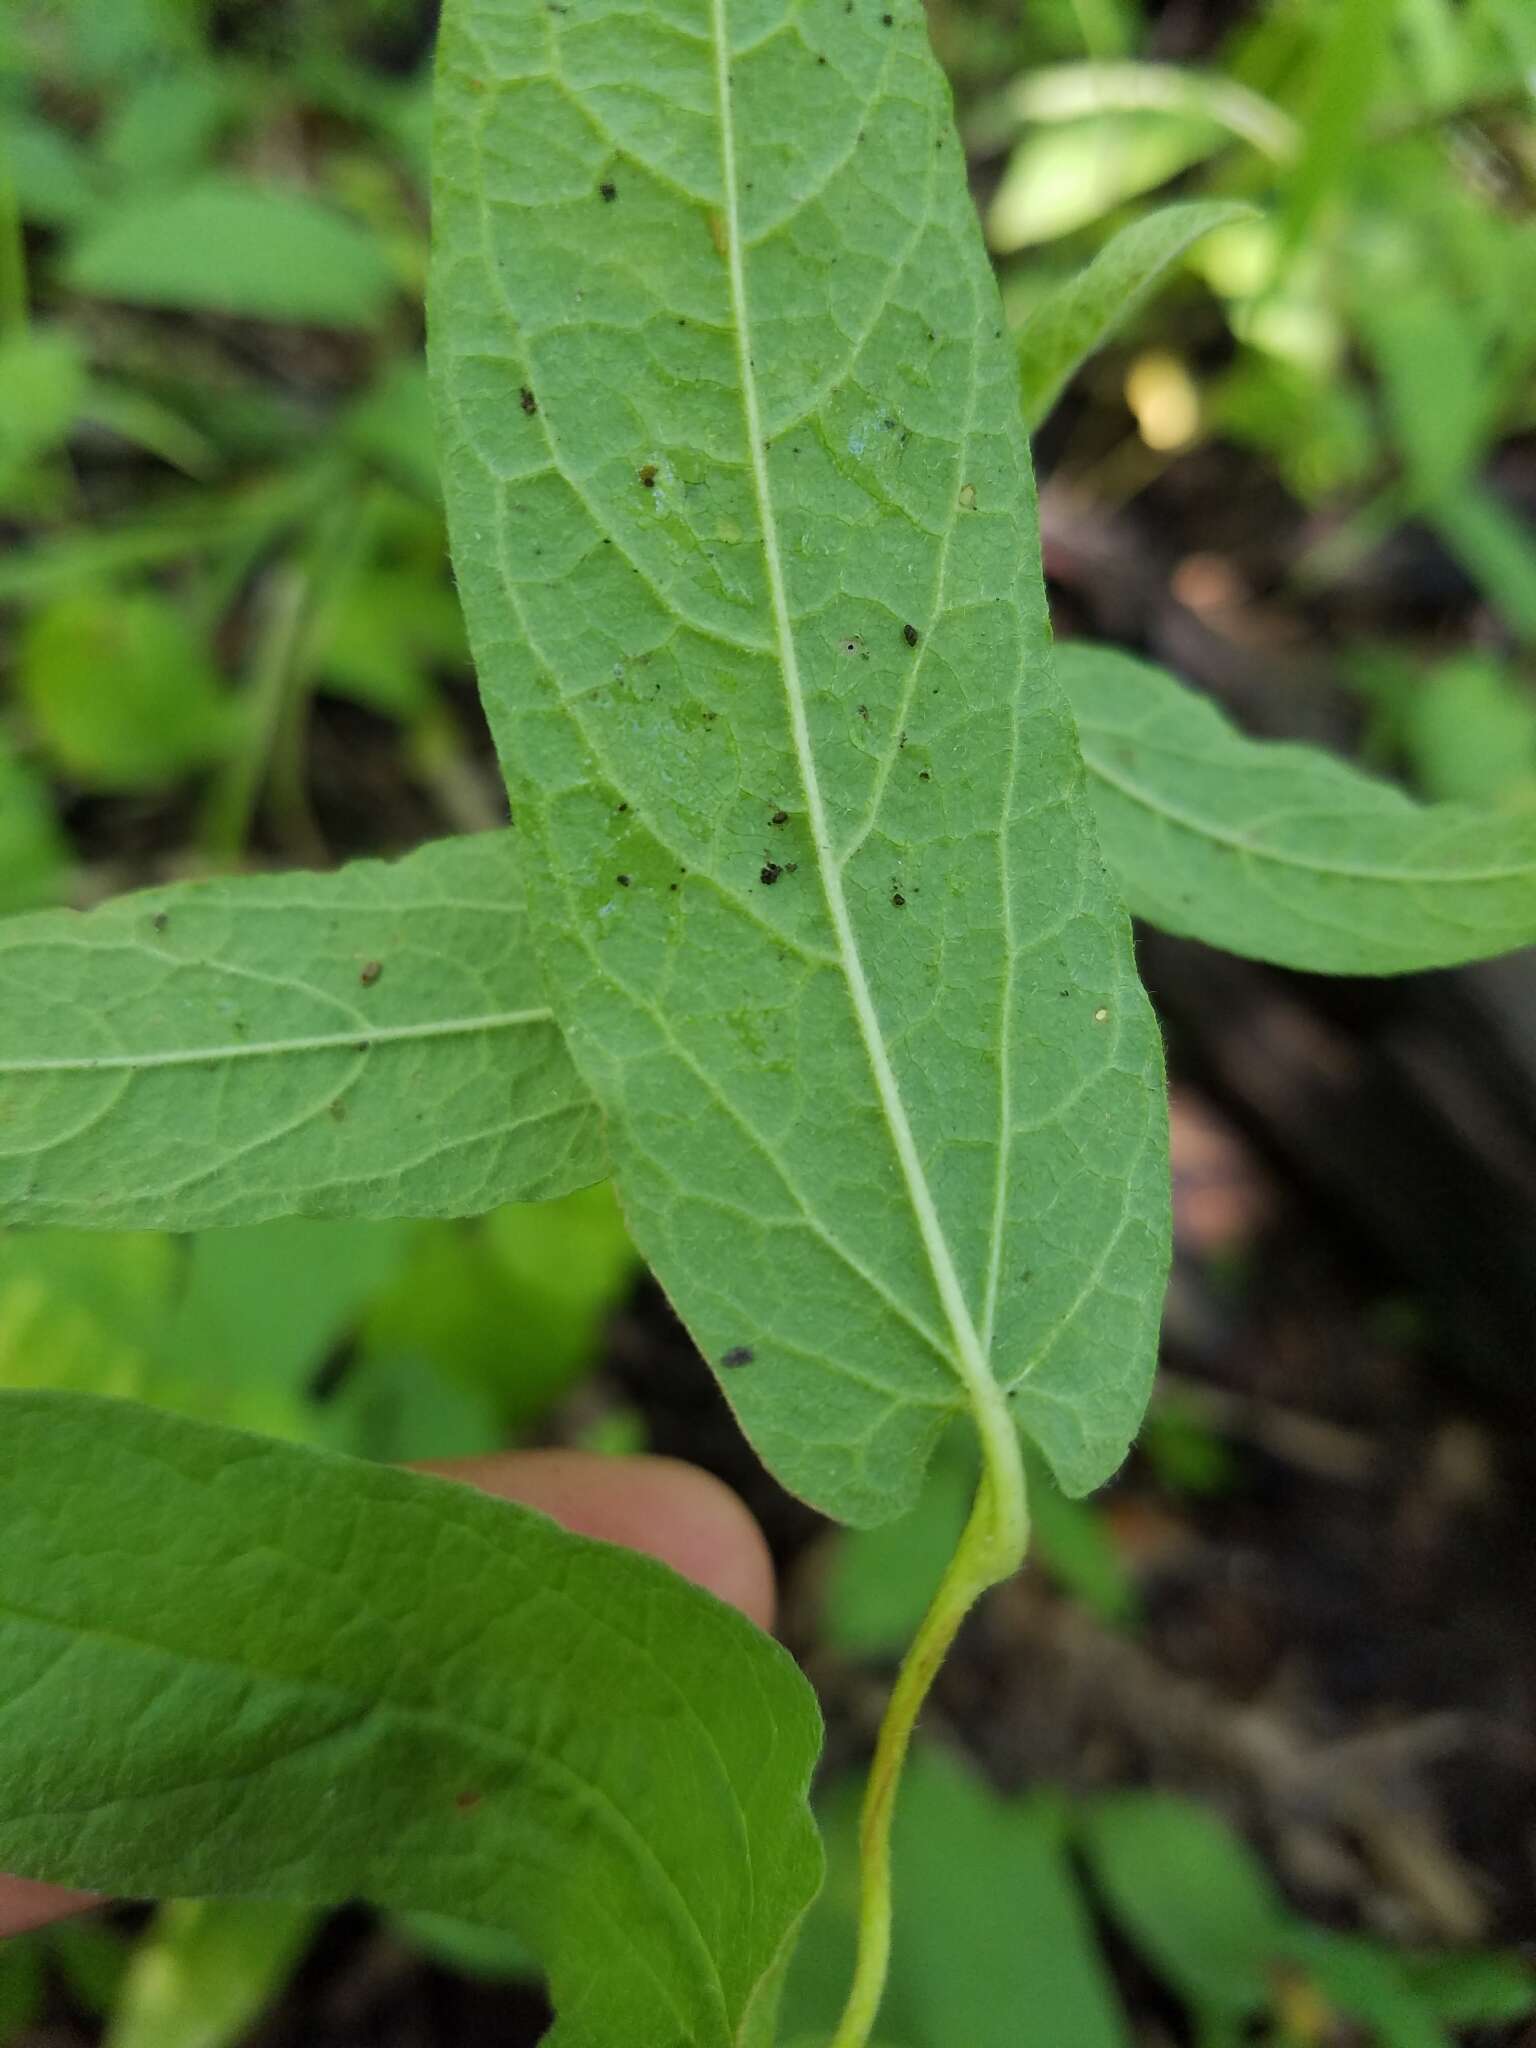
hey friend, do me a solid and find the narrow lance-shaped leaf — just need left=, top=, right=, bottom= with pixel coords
left=0, top=833, right=604, bottom=1231
left=1060, top=644, right=1536, bottom=974
left=432, top=0, right=1170, bottom=1519
left=1016, top=201, right=1253, bottom=430
left=0, top=1391, right=823, bottom=2048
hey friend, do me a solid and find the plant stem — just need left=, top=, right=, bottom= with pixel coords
left=829, top=1438, right=1029, bottom=2048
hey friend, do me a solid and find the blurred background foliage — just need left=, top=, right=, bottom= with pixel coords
left=1, top=0, right=1534, bottom=2041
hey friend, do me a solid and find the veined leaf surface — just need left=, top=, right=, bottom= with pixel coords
left=1062, top=644, right=1536, bottom=973
left=432, top=0, right=1169, bottom=1517
left=0, top=834, right=603, bottom=1230
left=0, top=1392, right=823, bottom=2048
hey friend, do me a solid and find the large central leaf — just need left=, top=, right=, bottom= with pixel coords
left=432, top=0, right=1169, bottom=1521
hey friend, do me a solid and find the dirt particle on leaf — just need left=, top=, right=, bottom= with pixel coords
left=771, top=808, right=788, bottom=825
left=857, top=704, right=870, bottom=721
left=151, top=912, right=169, bottom=933
left=891, top=892, right=907, bottom=907
left=519, top=386, right=537, bottom=415
left=360, top=961, right=383, bottom=987
left=918, top=769, right=931, bottom=781
left=638, top=464, right=657, bottom=489
left=599, top=180, right=617, bottom=202
left=903, top=622, right=919, bottom=647
left=455, top=1791, right=483, bottom=1814
left=616, top=873, right=632, bottom=887
left=760, top=862, right=782, bottom=886
left=721, top=1345, right=755, bottom=1369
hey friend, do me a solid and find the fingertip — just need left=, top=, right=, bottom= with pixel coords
left=0, top=1874, right=98, bottom=1940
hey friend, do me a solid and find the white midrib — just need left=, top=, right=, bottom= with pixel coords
left=0, top=1008, right=554, bottom=1075
left=707, top=0, right=1021, bottom=1546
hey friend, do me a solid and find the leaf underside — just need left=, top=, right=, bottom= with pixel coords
left=0, top=834, right=604, bottom=1231
left=1062, top=644, right=1536, bottom=974
left=432, top=0, right=1170, bottom=1520
left=0, top=1392, right=823, bottom=2048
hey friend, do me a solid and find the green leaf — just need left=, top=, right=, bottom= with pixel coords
left=395, top=1907, right=536, bottom=1981
left=0, top=1391, right=824, bottom=2048
left=1017, top=201, right=1254, bottom=428
left=1400, top=654, right=1536, bottom=810
left=894, top=1751, right=1131, bottom=2048
left=1280, top=1928, right=1449, bottom=2048
left=432, top=0, right=1170, bottom=1520
left=18, top=587, right=236, bottom=790
left=1078, top=1792, right=1287, bottom=2021
left=0, top=741, right=67, bottom=916
left=104, top=1901, right=316, bottom=2048
left=1402, top=1948, right=1536, bottom=2026
left=1022, top=1440, right=1137, bottom=1626
left=43, top=1920, right=131, bottom=2016
left=157, top=1218, right=411, bottom=1434
left=3, top=109, right=101, bottom=228
left=0, top=833, right=606, bottom=1231
left=0, top=326, right=87, bottom=498
left=821, top=1434, right=973, bottom=1659
left=62, top=175, right=395, bottom=328
left=1061, top=643, right=1536, bottom=974
left=988, top=111, right=1225, bottom=252
left=781, top=1754, right=1133, bottom=2048
left=97, top=68, right=234, bottom=188
left=0, top=1933, right=43, bottom=2043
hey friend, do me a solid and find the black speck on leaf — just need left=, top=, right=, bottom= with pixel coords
left=151, top=912, right=169, bottom=933
left=882, top=12, right=893, bottom=23
left=519, top=386, right=537, bottom=415
left=760, top=862, right=782, bottom=886
left=599, top=180, right=617, bottom=201
left=360, top=961, right=383, bottom=987
left=903, top=622, right=919, bottom=647
left=857, top=704, right=870, bottom=721
left=919, top=769, right=931, bottom=781
left=669, top=881, right=679, bottom=892
left=354, top=1041, right=371, bottom=1054
left=616, top=873, right=632, bottom=887
left=771, top=808, right=788, bottom=825
left=639, top=463, right=657, bottom=488
left=721, top=1345, right=755, bottom=1369
left=892, top=892, right=906, bottom=907
left=617, top=801, right=628, bottom=812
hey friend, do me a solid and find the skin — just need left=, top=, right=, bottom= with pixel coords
left=0, top=1448, right=774, bottom=1941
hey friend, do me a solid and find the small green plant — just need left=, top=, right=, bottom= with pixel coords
left=3, top=2, right=1535, bottom=2041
